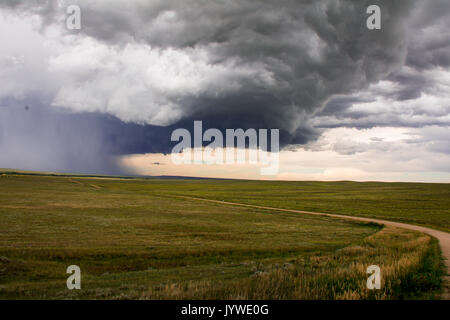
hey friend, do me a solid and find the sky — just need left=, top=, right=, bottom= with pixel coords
left=0, top=0, right=450, bottom=182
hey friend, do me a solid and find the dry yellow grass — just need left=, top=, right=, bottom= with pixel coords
left=141, top=227, right=442, bottom=300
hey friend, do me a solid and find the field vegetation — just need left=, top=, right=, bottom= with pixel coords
left=0, top=173, right=445, bottom=299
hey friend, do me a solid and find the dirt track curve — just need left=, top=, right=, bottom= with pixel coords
left=177, top=195, right=450, bottom=299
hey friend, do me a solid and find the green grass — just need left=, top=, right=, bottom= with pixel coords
left=0, top=174, right=446, bottom=299
left=139, top=179, right=450, bottom=232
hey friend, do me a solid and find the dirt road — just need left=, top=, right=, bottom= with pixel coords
left=177, top=195, right=450, bottom=299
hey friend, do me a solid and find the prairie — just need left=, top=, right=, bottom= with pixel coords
left=0, top=173, right=445, bottom=299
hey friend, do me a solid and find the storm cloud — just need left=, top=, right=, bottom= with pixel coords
left=1, top=0, right=449, bottom=175
left=314, top=0, right=450, bottom=131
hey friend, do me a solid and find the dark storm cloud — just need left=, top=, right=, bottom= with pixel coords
left=1, top=1, right=414, bottom=132
left=406, top=0, right=450, bottom=70
left=317, top=96, right=376, bottom=117
left=313, top=0, right=450, bottom=132
left=314, top=64, right=450, bottom=130
left=0, top=101, right=129, bottom=174
left=3, top=0, right=450, bottom=173
left=385, top=71, right=429, bottom=101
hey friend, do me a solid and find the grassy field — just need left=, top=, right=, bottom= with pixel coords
left=148, top=179, right=450, bottom=233
left=0, top=173, right=446, bottom=299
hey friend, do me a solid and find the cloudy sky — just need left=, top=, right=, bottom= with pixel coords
left=1, top=0, right=450, bottom=182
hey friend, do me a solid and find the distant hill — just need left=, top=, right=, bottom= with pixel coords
left=0, top=168, right=225, bottom=180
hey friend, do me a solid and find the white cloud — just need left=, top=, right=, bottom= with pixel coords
left=50, top=40, right=276, bottom=125
left=0, top=9, right=277, bottom=126
left=314, top=67, right=450, bottom=129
